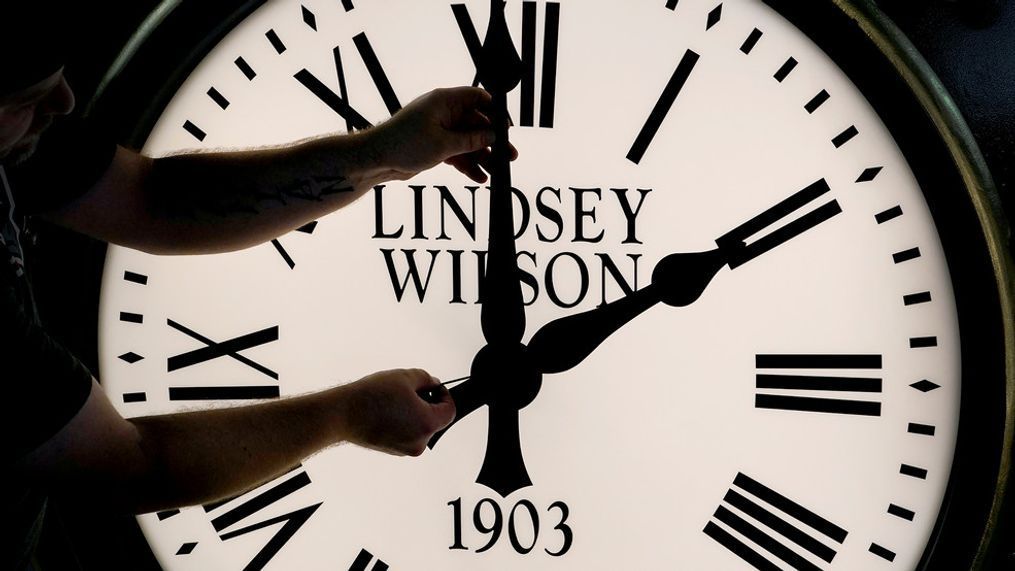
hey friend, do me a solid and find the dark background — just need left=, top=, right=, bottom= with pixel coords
left=24, top=0, right=1014, bottom=569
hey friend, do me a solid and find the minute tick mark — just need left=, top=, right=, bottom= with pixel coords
left=627, top=49, right=700, bottom=164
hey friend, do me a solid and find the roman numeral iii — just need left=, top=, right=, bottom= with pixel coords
left=754, top=354, right=883, bottom=416
left=704, top=473, right=849, bottom=570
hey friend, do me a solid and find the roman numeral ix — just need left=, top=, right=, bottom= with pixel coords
left=167, top=319, right=281, bottom=400
left=755, top=354, right=883, bottom=416
left=704, top=473, right=849, bottom=571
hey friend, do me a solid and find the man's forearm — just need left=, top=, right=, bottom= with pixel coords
left=144, top=130, right=390, bottom=255
left=125, top=386, right=347, bottom=513
left=24, top=371, right=451, bottom=516
left=44, top=87, right=495, bottom=253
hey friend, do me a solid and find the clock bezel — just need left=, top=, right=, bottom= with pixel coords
left=84, top=0, right=1014, bottom=569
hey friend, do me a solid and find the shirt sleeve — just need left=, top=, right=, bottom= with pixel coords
left=2, top=277, right=94, bottom=461
left=5, top=117, right=118, bottom=215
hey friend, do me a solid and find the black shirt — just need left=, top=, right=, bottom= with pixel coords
left=2, top=118, right=117, bottom=570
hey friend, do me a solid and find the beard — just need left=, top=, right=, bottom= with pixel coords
left=0, top=119, right=51, bottom=166
left=3, top=136, right=41, bottom=165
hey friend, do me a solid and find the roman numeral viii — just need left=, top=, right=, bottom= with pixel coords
left=755, top=354, right=883, bottom=417
left=704, top=473, right=849, bottom=571
left=205, top=467, right=322, bottom=571
left=452, top=1, right=560, bottom=128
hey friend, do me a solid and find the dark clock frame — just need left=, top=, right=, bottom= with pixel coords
left=80, top=0, right=1013, bottom=569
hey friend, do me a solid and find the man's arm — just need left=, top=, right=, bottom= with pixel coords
left=17, top=370, right=454, bottom=514
left=43, top=87, right=498, bottom=254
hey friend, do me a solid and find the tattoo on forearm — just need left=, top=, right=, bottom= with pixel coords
left=159, top=172, right=354, bottom=220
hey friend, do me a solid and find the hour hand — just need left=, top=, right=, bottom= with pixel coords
left=427, top=376, right=487, bottom=449
left=715, top=178, right=840, bottom=269
left=528, top=178, right=842, bottom=374
left=527, top=249, right=726, bottom=374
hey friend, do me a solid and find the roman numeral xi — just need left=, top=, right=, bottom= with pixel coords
left=755, top=354, right=883, bottom=417
left=704, top=473, right=849, bottom=571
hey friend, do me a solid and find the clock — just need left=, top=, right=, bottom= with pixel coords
left=88, top=0, right=1013, bottom=569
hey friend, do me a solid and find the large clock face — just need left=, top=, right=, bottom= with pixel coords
left=98, top=0, right=968, bottom=569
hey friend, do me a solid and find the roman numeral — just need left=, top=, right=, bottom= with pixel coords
left=627, top=48, right=699, bottom=164
left=205, top=468, right=322, bottom=571
left=755, top=354, right=883, bottom=416
left=167, top=319, right=279, bottom=380
left=123, top=270, right=148, bottom=285
left=348, top=548, right=390, bottom=571
left=704, top=473, right=848, bottom=571
left=272, top=220, right=318, bottom=270
left=352, top=33, right=402, bottom=116
left=294, top=33, right=403, bottom=132
left=716, top=179, right=842, bottom=270
left=451, top=1, right=560, bottom=128
left=169, top=386, right=280, bottom=401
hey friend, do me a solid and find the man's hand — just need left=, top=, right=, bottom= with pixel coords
left=369, top=87, right=516, bottom=184
left=335, top=368, right=456, bottom=457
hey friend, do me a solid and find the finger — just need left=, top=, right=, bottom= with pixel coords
left=446, top=127, right=496, bottom=157
left=444, top=86, right=493, bottom=115
left=473, top=147, right=495, bottom=173
left=441, top=87, right=494, bottom=129
left=417, top=382, right=449, bottom=405
left=428, top=379, right=484, bottom=449
left=429, top=393, right=457, bottom=431
left=446, top=154, right=489, bottom=183
left=406, top=368, right=439, bottom=390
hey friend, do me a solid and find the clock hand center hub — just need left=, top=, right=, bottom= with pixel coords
left=471, top=343, right=542, bottom=410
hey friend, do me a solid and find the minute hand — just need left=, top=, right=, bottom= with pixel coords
left=528, top=178, right=841, bottom=374
left=479, top=0, right=525, bottom=346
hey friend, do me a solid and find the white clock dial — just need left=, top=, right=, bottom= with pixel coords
left=99, top=1, right=963, bottom=569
